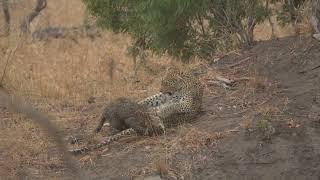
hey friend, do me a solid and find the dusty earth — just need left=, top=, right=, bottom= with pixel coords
left=194, top=36, right=320, bottom=180
left=1, top=35, right=320, bottom=180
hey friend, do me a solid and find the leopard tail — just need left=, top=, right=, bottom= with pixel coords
left=70, top=128, right=136, bottom=155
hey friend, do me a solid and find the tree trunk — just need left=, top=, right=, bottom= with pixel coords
left=2, top=0, right=10, bottom=36
left=247, top=17, right=256, bottom=46
left=20, top=0, right=47, bottom=33
left=310, top=0, right=320, bottom=33
left=266, top=0, right=275, bottom=39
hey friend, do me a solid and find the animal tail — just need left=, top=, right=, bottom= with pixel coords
left=70, top=128, right=136, bottom=155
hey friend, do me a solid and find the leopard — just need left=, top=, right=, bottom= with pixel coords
left=139, top=66, right=204, bottom=127
left=70, top=97, right=164, bottom=155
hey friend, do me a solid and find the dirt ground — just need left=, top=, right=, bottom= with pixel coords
left=1, top=35, right=320, bottom=179
left=194, top=36, right=320, bottom=180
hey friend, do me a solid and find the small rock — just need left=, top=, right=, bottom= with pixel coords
left=103, top=122, right=110, bottom=127
left=88, top=96, right=96, bottom=104
left=213, top=57, right=221, bottom=63
left=313, top=33, right=320, bottom=41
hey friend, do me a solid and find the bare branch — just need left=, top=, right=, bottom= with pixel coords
left=20, top=0, right=47, bottom=33
left=266, top=0, right=275, bottom=38
left=1, top=0, right=10, bottom=36
left=0, top=32, right=24, bottom=86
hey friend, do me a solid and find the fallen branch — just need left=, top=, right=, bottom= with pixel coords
left=234, top=77, right=251, bottom=82
left=32, top=25, right=101, bottom=41
left=215, top=76, right=234, bottom=85
left=206, top=76, right=250, bottom=90
left=207, top=80, right=232, bottom=89
left=207, top=75, right=234, bottom=89
left=227, top=57, right=251, bottom=68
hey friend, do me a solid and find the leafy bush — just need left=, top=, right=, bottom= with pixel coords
left=83, top=0, right=268, bottom=61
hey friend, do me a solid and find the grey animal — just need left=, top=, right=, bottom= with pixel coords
left=70, top=97, right=164, bottom=155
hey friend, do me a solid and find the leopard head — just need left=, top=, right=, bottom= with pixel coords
left=160, top=66, right=184, bottom=94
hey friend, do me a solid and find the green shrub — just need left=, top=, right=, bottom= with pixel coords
left=83, top=0, right=268, bottom=61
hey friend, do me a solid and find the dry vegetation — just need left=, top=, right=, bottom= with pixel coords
left=1, top=0, right=174, bottom=103
left=0, top=0, right=316, bottom=179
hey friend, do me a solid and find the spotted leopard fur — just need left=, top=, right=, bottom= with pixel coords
left=138, top=92, right=172, bottom=108
left=140, top=67, right=204, bottom=127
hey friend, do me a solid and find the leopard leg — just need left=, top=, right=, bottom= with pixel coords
left=138, top=92, right=172, bottom=108
left=157, top=98, right=193, bottom=119
left=70, top=128, right=136, bottom=155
